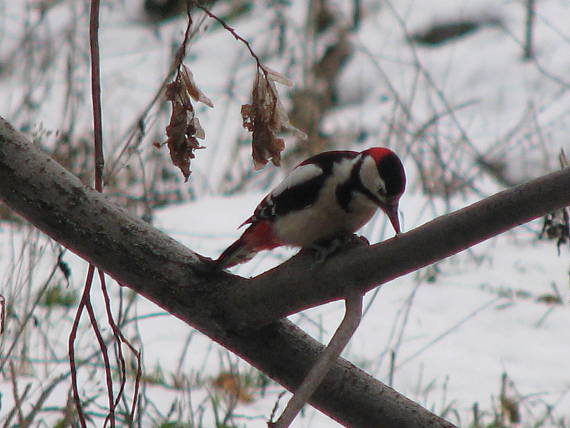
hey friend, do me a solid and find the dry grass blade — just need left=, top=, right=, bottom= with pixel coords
left=0, top=294, right=5, bottom=334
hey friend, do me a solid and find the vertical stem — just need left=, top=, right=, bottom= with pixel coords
left=388, top=349, right=396, bottom=387
left=523, top=0, right=536, bottom=61
left=352, top=0, right=361, bottom=31
left=90, top=0, right=104, bottom=190
left=69, top=1, right=108, bottom=426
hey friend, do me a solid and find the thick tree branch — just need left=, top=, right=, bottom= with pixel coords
left=0, top=117, right=454, bottom=427
left=2, top=116, right=569, bottom=426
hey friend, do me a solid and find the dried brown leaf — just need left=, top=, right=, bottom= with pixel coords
left=157, top=72, right=208, bottom=182
left=262, top=65, right=294, bottom=87
left=180, top=64, right=214, bottom=108
left=165, top=103, right=191, bottom=181
left=241, top=69, right=306, bottom=170
left=252, top=124, right=285, bottom=170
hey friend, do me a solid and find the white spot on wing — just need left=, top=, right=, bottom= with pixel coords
left=271, top=163, right=323, bottom=197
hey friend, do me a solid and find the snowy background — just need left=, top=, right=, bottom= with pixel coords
left=1, top=0, right=569, bottom=427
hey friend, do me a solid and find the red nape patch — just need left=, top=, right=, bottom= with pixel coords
left=243, top=221, right=282, bottom=251
left=363, top=147, right=395, bottom=163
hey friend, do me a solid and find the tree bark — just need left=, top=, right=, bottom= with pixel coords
left=2, top=116, right=569, bottom=427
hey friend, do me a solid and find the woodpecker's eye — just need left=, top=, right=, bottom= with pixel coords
left=376, top=179, right=388, bottom=196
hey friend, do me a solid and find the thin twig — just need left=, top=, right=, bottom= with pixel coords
left=0, top=294, right=5, bottom=335
left=69, top=267, right=93, bottom=428
left=194, top=1, right=263, bottom=71
left=397, top=297, right=500, bottom=368
left=99, top=271, right=127, bottom=420
left=174, top=6, right=194, bottom=71
left=99, top=270, right=142, bottom=423
left=90, top=0, right=104, bottom=192
left=193, top=1, right=277, bottom=105
left=0, top=260, right=60, bottom=374
left=4, top=381, right=31, bottom=428
left=22, top=372, right=71, bottom=428
left=9, top=362, right=27, bottom=427
left=269, top=391, right=287, bottom=423
left=83, top=277, right=116, bottom=428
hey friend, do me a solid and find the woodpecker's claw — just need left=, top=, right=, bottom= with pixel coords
left=303, top=234, right=370, bottom=264
left=309, top=241, right=340, bottom=264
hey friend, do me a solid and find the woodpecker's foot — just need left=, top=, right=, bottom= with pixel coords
left=302, top=234, right=370, bottom=264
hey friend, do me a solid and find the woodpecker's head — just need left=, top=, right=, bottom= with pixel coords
left=359, top=148, right=406, bottom=234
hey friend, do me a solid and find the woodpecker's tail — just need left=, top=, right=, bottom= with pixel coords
left=215, top=221, right=281, bottom=270
left=215, top=236, right=256, bottom=269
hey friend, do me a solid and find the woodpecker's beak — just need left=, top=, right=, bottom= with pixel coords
left=382, top=203, right=401, bottom=235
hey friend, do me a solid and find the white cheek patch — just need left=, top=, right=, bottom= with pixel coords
left=271, top=163, right=323, bottom=197
left=359, top=156, right=385, bottom=196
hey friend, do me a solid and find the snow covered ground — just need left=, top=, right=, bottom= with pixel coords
left=1, top=0, right=569, bottom=426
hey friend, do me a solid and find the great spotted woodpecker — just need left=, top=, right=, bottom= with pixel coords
left=215, top=147, right=406, bottom=269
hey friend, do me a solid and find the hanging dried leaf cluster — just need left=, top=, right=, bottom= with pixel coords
left=155, top=65, right=213, bottom=182
left=241, top=67, right=307, bottom=170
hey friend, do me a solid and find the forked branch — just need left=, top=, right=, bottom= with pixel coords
left=271, top=293, right=363, bottom=427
